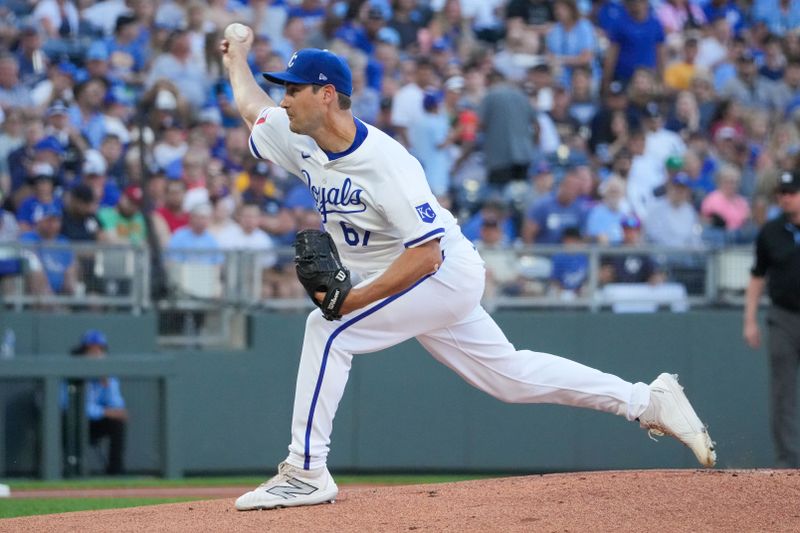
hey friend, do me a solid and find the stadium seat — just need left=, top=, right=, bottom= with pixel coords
left=168, top=263, right=223, bottom=300
left=600, top=283, right=689, bottom=313
left=716, top=248, right=754, bottom=294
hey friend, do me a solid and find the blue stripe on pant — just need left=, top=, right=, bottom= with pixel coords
left=303, top=273, right=435, bottom=469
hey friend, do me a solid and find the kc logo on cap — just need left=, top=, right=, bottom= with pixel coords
left=263, top=49, right=353, bottom=97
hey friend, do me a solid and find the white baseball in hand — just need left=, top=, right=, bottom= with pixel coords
left=224, top=23, right=251, bottom=42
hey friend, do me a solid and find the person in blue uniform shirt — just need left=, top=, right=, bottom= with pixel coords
left=64, top=330, right=128, bottom=475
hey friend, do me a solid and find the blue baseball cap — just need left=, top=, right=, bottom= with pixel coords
left=532, top=160, right=552, bottom=175
left=422, top=90, right=441, bottom=111
left=57, top=60, right=79, bottom=78
left=621, top=215, right=641, bottom=229
left=672, top=172, right=692, bottom=187
left=33, top=203, right=63, bottom=223
left=34, top=136, right=65, bottom=155
left=80, top=329, right=108, bottom=347
left=86, top=41, right=109, bottom=62
left=431, top=38, right=450, bottom=53
left=71, top=329, right=108, bottom=354
left=376, top=26, right=401, bottom=47
left=262, top=49, right=352, bottom=97
left=105, top=85, right=135, bottom=107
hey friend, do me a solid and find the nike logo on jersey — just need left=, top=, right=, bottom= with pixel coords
left=301, top=151, right=311, bottom=159
left=415, top=203, right=437, bottom=223
left=303, top=171, right=367, bottom=223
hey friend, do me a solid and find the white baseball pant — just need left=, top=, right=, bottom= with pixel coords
left=285, top=237, right=652, bottom=470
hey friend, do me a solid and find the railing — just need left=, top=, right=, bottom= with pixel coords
left=481, top=244, right=754, bottom=312
left=0, top=243, right=150, bottom=313
left=1, top=242, right=757, bottom=346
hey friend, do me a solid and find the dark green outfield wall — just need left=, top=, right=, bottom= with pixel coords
left=0, top=310, right=773, bottom=476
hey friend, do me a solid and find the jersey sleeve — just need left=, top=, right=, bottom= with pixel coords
left=248, top=107, right=302, bottom=176
left=379, top=157, right=445, bottom=248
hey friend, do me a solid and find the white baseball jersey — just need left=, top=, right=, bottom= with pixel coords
left=249, top=106, right=459, bottom=279
left=247, top=104, right=651, bottom=474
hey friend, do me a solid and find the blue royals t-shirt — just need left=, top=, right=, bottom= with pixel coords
left=527, top=194, right=589, bottom=244
left=19, top=232, right=73, bottom=293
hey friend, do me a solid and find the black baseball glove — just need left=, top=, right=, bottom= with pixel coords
left=294, top=229, right=352, bottom=320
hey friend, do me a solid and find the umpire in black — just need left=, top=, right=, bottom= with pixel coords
left=743, top=170, right=800, bottom=468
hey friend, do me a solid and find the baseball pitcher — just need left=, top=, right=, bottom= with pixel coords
left=220, top=25, right=716, bottom=511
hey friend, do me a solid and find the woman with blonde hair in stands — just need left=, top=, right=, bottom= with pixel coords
left=763, top=121, right=800, bottom=171
left=665, top=90, right=701, bottom=140
left=700, top=164, right=752, bottom=244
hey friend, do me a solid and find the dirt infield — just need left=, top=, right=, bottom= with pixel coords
left=3, top=469, right=800, bottom=532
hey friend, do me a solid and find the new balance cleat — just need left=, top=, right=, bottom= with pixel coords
left=235, top=461, right=339, bottom=510
left=638, top=373, right=717, bottom=468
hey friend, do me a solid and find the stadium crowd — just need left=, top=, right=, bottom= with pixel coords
left=0, top=0, right=798, bottom=301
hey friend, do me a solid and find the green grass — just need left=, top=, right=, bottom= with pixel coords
left=0, top=497, right=200, bottom=519
left=8, top=474, right=492, bottom=491
left=7, top=476, right=267, bottom=491
left=0, top=474, right=497, bottom=519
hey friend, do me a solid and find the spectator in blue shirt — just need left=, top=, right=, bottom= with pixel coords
left=287, top=0, right=327, bottom=31
left=7, top=120, right=47, bottom=196
left=546, top=0, right=598, bottom=89
left=522, top=170, right=589, bottom=244
left=409, top=91, right=452, bottom=198
left=550, top=226, right=589, bottom=297
left=462, top=197, right=517, bottom=244
left=104, top=14, right=147, bottom=87
left=68, top=77, right=109, bottom=150
left=14, top=24, right=49, bottom=88
left=19, top=203, right=76, bottom=295
left=146, top=29, right=208, bottom=110
left=64, top=329, right=128, bottom=475
left=703, top=0, right=746, bottom=36
left=0, top=54, right=35, bottom=111
left=603, top=0, right=666, bottom=89
left=167, top=202, right=223, bottom=264
left=334, top=5, right=386, bottom=56
left=284, top=181, right=317, bottom=213
left=597, top=0, right=626, bottom=35
left=752, top=0, right=800, bottom=37
left=16, top=163, right=62, bottom=232
left=585, top=176, right=630, bottom=244
left=81, top=149, right=121, bottom=208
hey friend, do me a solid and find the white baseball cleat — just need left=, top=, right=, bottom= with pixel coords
left=235, top=461, right=339, bottom=511
left=638, top=373, right=717, bottom=468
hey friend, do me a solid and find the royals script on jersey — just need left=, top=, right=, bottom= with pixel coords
left=249, top=107, right=459, bottom=277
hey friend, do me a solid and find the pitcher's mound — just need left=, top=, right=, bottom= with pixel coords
left=4, top=470, right=800, bottom=533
